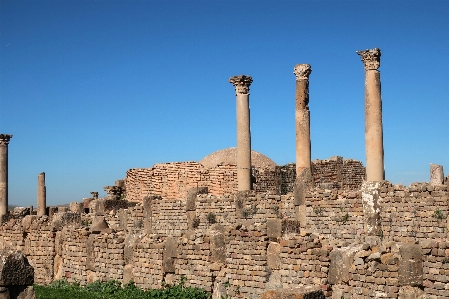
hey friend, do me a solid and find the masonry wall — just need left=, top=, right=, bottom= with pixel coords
left=0, top=181, right=447, bottom=298
left=123, top=157, right=365, bottom=201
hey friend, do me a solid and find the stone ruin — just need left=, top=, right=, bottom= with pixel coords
left=0, top=48, right=448, bottom=299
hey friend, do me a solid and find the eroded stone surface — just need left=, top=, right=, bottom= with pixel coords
left=261, top=286, right=325, bottom=299
left=0, top=250, right=34, bottom=286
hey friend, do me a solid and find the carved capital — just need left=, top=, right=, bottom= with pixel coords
left=0, top=134, right=12, bottom=146
left=229, top=75, right=253, bottom=95
left=356, top=48, right=381, bottom=71
left=293, top=64, right=312, bottom=80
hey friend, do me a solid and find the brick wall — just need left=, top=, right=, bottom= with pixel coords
left=0, top=180, right=447, bottom=299
left=124, top=157, right=365, bottom=201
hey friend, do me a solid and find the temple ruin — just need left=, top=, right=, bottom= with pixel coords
left=0, top=48, right=448, bottom=299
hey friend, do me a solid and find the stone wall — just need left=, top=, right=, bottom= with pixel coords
left=124, top=157, right=365, bottom=201
left=0, top=181, right=447, bottom=298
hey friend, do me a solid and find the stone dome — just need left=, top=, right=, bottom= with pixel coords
left=199, top=147, right=277, bottom=170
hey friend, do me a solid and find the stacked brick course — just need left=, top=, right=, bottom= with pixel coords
left=124, top=157, right=365, bottom=201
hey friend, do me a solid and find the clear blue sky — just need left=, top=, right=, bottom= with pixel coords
left=1, top=1, right=448, bottom=206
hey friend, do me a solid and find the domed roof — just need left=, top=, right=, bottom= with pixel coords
left=199, top=147, right=277, bottom=170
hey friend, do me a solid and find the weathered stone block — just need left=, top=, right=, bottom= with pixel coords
left=86, top=235, right=95, bottom=271
left=293, top=179, right=305, bottom=206
left=53, top=254, right=62, bottom=281
left=430, top=163, right=444, bottom=186
left=90, top=216, right=109, bottom=233
left=267, top=242, right=281, bottom=269
left=398, top=244, right=423, bottom=287
left=123, top=264, right=133, bottom=284
left=51, top=212, right=81, bottom=231
left=267, top=219, right=282, bottom=239
left=261, top=286, right=325, bottom=299
left=162, top=257, right=175, bottom=273
left=164, top=236, right=178, bottom=258
left=0, top=250, right=34, bottom=286
left=186, top=211, right=198, bottom=230
left=186, top=187, right=208, bottom=211
left=69, top=202, right=83, bottom=214
left=1, top=285, right=35, bottom=299
left=398, top=286, right=425, bottom=299
left=328, top=246, right=360, bottom=284
left=361, top=181, right=382, bottom=235
left=210, top=230, right=225, bottom=263
left=21, top=216, right=39, bottom=233
left=124, top=234, right=139, bottom=265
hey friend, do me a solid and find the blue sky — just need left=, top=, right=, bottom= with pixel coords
left=1, top=0, right=448, bottom=206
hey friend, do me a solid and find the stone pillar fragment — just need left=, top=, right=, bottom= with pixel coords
left=0, top=134, right=12, bottom=220
left=357, top=48, right=384, bottom=181
left=37, top=172, right=46, bottom=216
left=361, top=181, right=382, bottom=235
left=229, top=75, right=253, bottom=191
left=430, top=163, right=444, bottom=186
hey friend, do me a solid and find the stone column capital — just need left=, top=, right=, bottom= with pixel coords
left=229, top=75, right=253, bottom=95
left=0, top=134, right=12, bottom=146
left=356, top=48, right=381, bottom=71
left=293, top=64, right=312, bottom=80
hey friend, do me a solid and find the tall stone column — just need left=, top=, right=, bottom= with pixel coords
left=357, top=48, right=384, bottom=181
left=0, top=134, right=12, bottom=219
left=229, top=75, right=253, bottom=191
left=37, top=172, right=46, bottom=216
left=293, top=65, right=312, bottom=228
left=293, top=64, right=312, bottom=182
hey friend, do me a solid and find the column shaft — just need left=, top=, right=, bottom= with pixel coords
left=236, top=92, right=252, bottom=191
left=357, top=48, right=384, bottom=182
left=293, top=64, right=312, bottom=182
left=295, top=79, right=311, bottom=175
left=365, top=70, right=384, bottom=181
left=0, top=134, right=12, bottom=219
left=37, top=172, right=46, bottom=216
left=229, top=75, right=253, bottom=191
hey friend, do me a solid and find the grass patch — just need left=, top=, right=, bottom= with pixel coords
left=35, top=277, right=211, bottom=299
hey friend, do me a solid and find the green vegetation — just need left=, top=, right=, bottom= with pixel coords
left=433, top=209, right=446, bottom=220
left=35, top=277, right=211, bottom=299
left=207, top=212, right=216, bottom=224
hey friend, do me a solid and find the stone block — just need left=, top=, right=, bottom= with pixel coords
left=0, top=285, right=35, bottom=299
left=124, top=234, right=139, bottom=265
left=86, top=235, right=96, bottom=271
left=361, top=181, right=382, bottom=235
left=21, top=216, right=39, bottom=233
left=430, top=163, right=444, bottom=186
left=53, top=254, right=62, bottom=281
left=398, top=286, right=425, bottom=299
left=69, top=202, right=83, bottom=214
left=210, top=230, right=225, bottom=263
left=186, top=211, right=198, bottom=229
left=267, top=242, right=281, bottom=269
left=123, top=264, right=133, bottom=284
left=267, top=219, right=282, bottom=239
left=328, top=246, right=360, bottom=284
left=293, top=179, right=305, bottom=206
left=90, top=216, right=109, bottom=233
left=162, top=257, right=175, bottom=273
left=164, top=236, right=178, bottom=258
left=186, top=187, right=208, bottom=211
left=235, top=191, right=249, bottom=211
left=398, top=244, right=423, bottom=287
left=51, top=212, right=81, bottom=231
left=0, top=250, right=34, bottom=286
left=261, top=286, right=325, bottom=299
